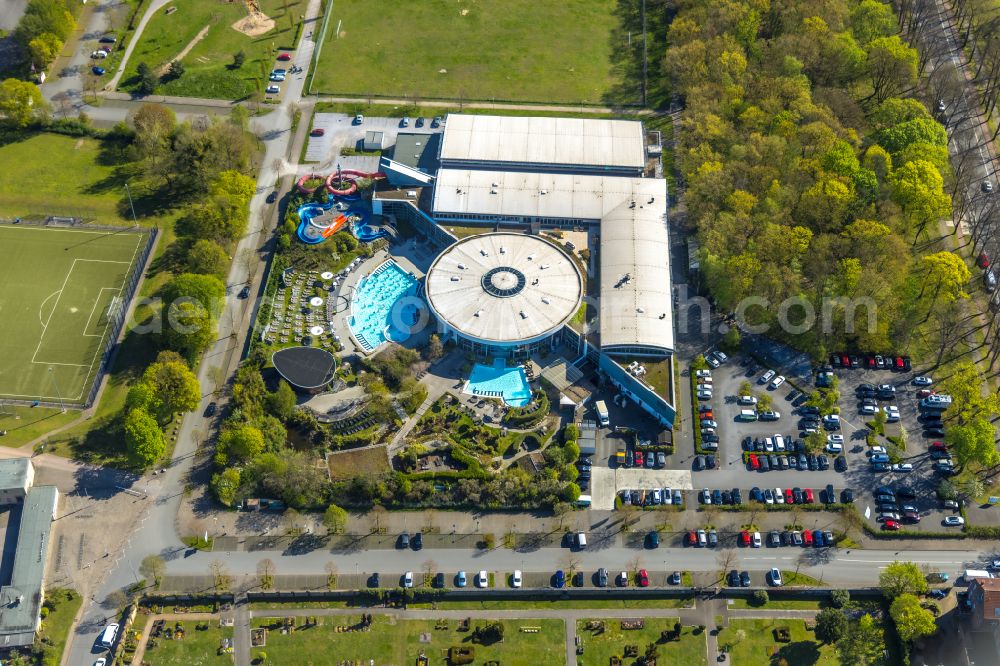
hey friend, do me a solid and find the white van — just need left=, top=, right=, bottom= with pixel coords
left=99, top=623, right=119, bottom=648
left=576, top=532, right=587, bottom=549
left=738, top=409, right=758, bottom=421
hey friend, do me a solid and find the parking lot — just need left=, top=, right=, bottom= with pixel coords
left=303, top=113, right=445, bottom=165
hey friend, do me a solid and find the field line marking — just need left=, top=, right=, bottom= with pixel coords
left=31, top=361, right=90, bottom=368
left=73, top=232, right=147, bottom=401
left=37, top=290, right=62, bottom=328
left=31, top=259, right=78, bottom=365
left=0, top=226, right=138, bottom=237
left=83, top=287, right=119, bottom=338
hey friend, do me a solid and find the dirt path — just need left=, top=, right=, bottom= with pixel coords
left=157, top=23, right=211, bottom=76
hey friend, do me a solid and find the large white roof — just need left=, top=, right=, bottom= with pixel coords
left=440, top=114, right=645, bottom=170
left=433, top=169, right=665, bottom=221
left=599, top=182, right=674, bottom=354
left=425, top=233, right=582, bottom=345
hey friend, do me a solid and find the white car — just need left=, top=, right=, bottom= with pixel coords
left=860, top=403, right=877, bottom=415
left=760, top=369, right=776, bottom=384
left=884, top=406, right=900, bottom=422
left=476, top=570, right=489, bottom=587
left=913, top=376, right=934, bottom=386
left=695, top=369, right=712, bottom=378
left=825, top=441, right=843, bottom=454
left=697, top=388, right=713, bottom=400
left=752, top=531, right=762, bottom=547
left=662, top=487, right=673, bottom=505
left=824, top=414, right=841, bottom=428
left=827, top=434, right=844, bottom=445
left=867, top=445, right=887, bottom=456
left=774, top=487, right=785, bottom=504
left=943, top=516, right=965, bottom=527
left=403, top=571, right=413, bottom=588
left=701, top=488, right=712, bottom=504
left=738, top=395, right=757, bottom=405
left=90, top=50, right=108, bottom=59
left=763, top=437, right=775, bottom=452
left=769, top=568, right=783, bottom=586
left=266, top=84, right=280, bottom=94
left=94, top=660, right=107, bottom=666
left=769, top=375, right=786, bottom=389
left=512, top=570, right=522, bottom=588
left=713, top=351, right=729, bottom=364
left=269, top=73, right=285, bottom=82
left=892, top=463, right=913, bottom=472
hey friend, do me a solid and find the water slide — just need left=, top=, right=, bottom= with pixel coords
left=325, top=169, right=387, bottom=196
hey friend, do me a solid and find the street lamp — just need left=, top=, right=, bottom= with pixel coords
left=47, top=367, right=65, bottom=413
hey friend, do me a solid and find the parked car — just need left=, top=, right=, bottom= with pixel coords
left=637, top=569, right=649, bottom=587
left=456, top=571, right=466, bottom=587
left=265, top=85, right=280, bottom=94
left=277, top=52, right=292, bottom=61
left=943, top=516, right=965, bottom=526
left=553, top=570, right=565, bottom=588
left=760, top=369, right=776, bottom=384
left=92, top=66, right=106, bottom=75
left=913, top=376, right=933, bottom=386
left=769, top=568, right=783, bottom=586
left=769, top=375, right=786, bottom=389
left=310, top=128, right=325, bottom=137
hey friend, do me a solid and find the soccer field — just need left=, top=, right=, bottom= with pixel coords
left=311, top=0, right=627, bottom=104
left=0, top=225, right=149, bottom=405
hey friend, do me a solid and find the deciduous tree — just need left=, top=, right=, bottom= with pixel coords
left=890, top=593, right=937, bottom=643
left=879, top=561, right=928, bottom=599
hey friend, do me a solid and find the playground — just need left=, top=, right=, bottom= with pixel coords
left=294, top=169, right=390, bottom=244
left=312, top=0, right=625, bottom=104
left=120, top=0, right=304, bottom=99
left=0, top=224, right=149, bottom=405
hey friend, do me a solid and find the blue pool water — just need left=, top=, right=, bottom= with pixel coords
left=464, top=363, right=533, bottom=407
left=348, top=261, right=423, bottom=352
left=295, top=195, right=385, bottom=245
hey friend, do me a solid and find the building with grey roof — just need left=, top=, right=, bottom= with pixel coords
left=0, top=459, right=33, bottom=506
left=439, top=114, right=646, bottom=176
left=0, top=481, right=58, bottom=649
left=381, top=133, right=440, bottom=187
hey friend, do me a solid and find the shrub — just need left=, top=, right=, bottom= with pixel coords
left=752, top=590, right=769, bottom=606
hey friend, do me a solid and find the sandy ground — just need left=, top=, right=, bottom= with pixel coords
left=231, top=12, right=274, bottom=38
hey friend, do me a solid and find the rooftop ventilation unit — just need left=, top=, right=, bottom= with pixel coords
left=457, top=263, right=467, bottom=269
left=500, top=246, right=506, bottom=254
left=450, top=276, right=460, bottom=282
left=474, top=309, right=484, bottom=317
left=527, top=254, right=535, bottom=260
left=480, top=249, right=488, bottom=257
left=540, top=264, right=550, bottom=269
left=519, top=310, right=527, bottom=319
left=541, top=297, right=550, bottom=304
left=540, top=190, right=548, bottom=195
left=637, top=307, right=645, bottom=313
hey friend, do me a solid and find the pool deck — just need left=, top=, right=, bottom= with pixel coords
left=329, top=236, right=437, bottom=357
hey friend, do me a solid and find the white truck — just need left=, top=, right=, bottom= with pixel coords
left=595, top=400, right=610, bottom=426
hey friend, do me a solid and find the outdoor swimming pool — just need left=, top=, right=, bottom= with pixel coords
left=464, top=362, right=533, bottom=407
left=348, top=261, right=423, bottom=352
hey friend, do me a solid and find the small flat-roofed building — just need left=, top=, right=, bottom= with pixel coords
left=381, top=133, right=440, bottom=187
left=0, top=459, right=33, bottom=505
left=271, top=346, right=337, bottom=393
left=363, top=130, right=385, bottom=151
left=439, top=114, right=645, bottom=176
left=0, top=485, right=58, bottom=648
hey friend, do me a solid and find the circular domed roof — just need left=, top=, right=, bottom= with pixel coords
left=425, top=233, right=583, bottom=345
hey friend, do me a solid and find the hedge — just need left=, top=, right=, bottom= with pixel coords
left=505, top=390, right=550, bottom=427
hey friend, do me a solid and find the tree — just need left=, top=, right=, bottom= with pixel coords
left=136, top=62, right=158, bottom=95
left=267, top=380, right=297, bottom=420
left=143, top=358, right=201, bottom=420
left=891, top=161, right=952, bottom=235
left=815, top=607, right=848, bottom=643
left=879, top=561, right=928, bottom=599
left=168, top=60, right=185, bottom=79
left=946, top=418, right=999, bottom=469
left=919, top=252, right=971, bottom=315
left=890, top=593, right=937, bottom=643
left=15, top=0, right=76, bottom=46
left=28, top=32, right=62, bottom=69
left=125, top=381, right=160, bottom=414
left=186, top=239, right=230, bottom=277
left=140, top=554, right=166, bottom=588
left=210, top=559, right=231, bottom=592
left=865, top=36, right=918, bottom=105
left=218, top=425, right=265, bottom=464
left=162, top=273, right=226, bottom=318
left=123, top=408, right=165, bottom=468
left=752, top=589, right=769, bottom=605
left=424, top=334, right=444, bottom=361
left=830, top=589, right=850, bottom=608
left=257, top=558, right=275, bottom=590
left=837, top=614, right=883, bottom=665
left=324, top=561, right=337, bottom=589
left=232, top=50, right=246, bottom=68
left=851, top=0, right=896, bottom=46
left=161, top=299, right=215, bottom=362
left=322, top=503, right=348, bottom=534
left=212, top=468, right=241, bottom=507
left=0, top=79, right=46, bottom=128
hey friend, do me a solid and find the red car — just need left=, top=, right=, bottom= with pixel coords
left=701, top=410, right=713, bottom=420
left=635, top=451, right=643, bottom=467
left=739, top=530, right=750, bottom=546
left=785, top=488, right=795, bottom=504
left=687, top=531, right=698, bottom=546
left=917, top=389, right=934, bottom=398
left=804, top=488, right=814, bottom=503
left=930, top=441, right=948, bottom=451
left=841, top=354, right=850, bottom=367
left=748, top=454, right=760, bottom=470
left=637, top=569, right=649, bottom=587
left=277, top=53, right=292, bottom=61
left=979, top=252, right=991, bottom=268
left=883, top=520, right=901, bottom=531
left=310, top=128, right=325, bottom=137
left=802, top=529, right=813, bottom=546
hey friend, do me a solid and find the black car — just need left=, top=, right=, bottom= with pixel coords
left=369, top=572, right=380, bottom=587
left=930, top=450, right=952, bottom=460
left=412, top=532, right=422, bottom=550
left=647, top=531, right=660, bottom=548
left=759, top=456, right=770, bottom=472
left=732, top=488, right=743, bottom=505
left=792, top=488, right=803, bottom=504
left=768, top=530, right=781, bottom=547
left=266, top=191, right=278, bottom=204
left=99, top=35, right=117, bottom=43
left=781, top=531, right=792, bottom=546
left=896, top=486, right=917, bottom=499
left=792, top=393, right=809, bottom=407
left=740, top=571, right=751, bottom=587
left=925, top=428, right=946, bottom=437
left=818, top=455, right=830, bottom=470
left=204, top=402, right=217, bottom=417
left=743, top=436, right=753, bottom=450
left=693, top=456, right=704, bottom=470
left=398, top=533, right=410, bottom=549
left=728, top=570, right=741, bottom=586
left=597, top=568, right=609, bottom=587
left=721, top=490, right=732, bottom=505
left=415, top=117, right=425, bottom=127
left=799, top=405, right=820, bottom=416
left=705, top=456, right=717, bottom=470
left=807, top=455, right=818, bottom=471
left=434, top=572, right=445, bottom=588
left=841, top=488, right=855, bottom=503
left=797, top=453, right=808, bottom=470
left=573, top=571, right=584, bottom=587
left=830, top=353, right=841, bottom=367
left=902, top=357, right=912, bottom=371
left=834, top=456, right=847, bottom=472
left=238, top=285, right=251, bottom=299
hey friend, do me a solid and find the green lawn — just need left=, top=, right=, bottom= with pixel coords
left=408, top=598, right=694, bottom=611
left=253, top=615, right=565, bottom=665
left=728, top=598, right=825, bottom=610
left=717, top=619, right=837, bottom=666
left=142, top=621, right=234, bottom=666
left=121, top=0, right=304, bottom=99
left=0, top=225, right=148, bottom=404
left=577, top=618, right=707, bottom=666
left=36, top=589, right=83, bottom=666
left=0, top=407, right=81, bottom=449
left=311, top=0, right=630, bottom=104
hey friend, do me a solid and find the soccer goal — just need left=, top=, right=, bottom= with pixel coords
left=100, top=295, right=124, bottom=326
